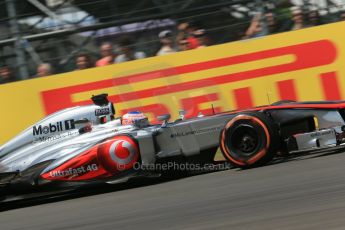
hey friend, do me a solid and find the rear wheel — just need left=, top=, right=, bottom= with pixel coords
left=220, top=112, right=279, bottom=168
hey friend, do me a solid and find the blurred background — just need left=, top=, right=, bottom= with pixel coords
left=1, top=0, right=345, bottom=83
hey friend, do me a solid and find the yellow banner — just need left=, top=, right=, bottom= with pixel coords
left=1, top=21, right=345, bottom=144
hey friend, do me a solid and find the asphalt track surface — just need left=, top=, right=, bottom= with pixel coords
left=2, top=151, right=345, bottom=230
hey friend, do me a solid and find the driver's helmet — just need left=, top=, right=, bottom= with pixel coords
left=122, top=111, right=147, bottom=125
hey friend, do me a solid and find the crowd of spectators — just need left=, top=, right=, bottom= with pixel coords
left=1, top=6, right=345, bottom=84
left=0, top=19, right=213, bottom=83
left=242, top=7, right=325, bottom=39
left=90, top=23, right=209, bottom=68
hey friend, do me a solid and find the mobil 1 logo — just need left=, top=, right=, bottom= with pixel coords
left=33, top=120, right=75, bottom=136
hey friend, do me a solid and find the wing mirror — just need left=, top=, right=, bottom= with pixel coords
left=197, top=112, right=205, bottom=117
left=341, top=125, right=345, bottom=132
left=179, top=110, right=186, bottom=120
left=157, top=114, right=171, bottom=128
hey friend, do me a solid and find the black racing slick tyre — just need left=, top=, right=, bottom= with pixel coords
left=220, top=112, right=279, bottom=168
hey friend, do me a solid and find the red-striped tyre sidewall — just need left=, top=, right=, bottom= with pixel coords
left=220, top=113, right=277, bottom=168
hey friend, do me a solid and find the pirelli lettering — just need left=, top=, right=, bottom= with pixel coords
left=40, top=39, right=339, bottom=116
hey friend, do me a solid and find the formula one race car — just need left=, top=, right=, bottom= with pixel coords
left=1, top=94, right=345, bottom=200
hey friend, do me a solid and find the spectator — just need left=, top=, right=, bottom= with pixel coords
left=265, top=12, right=285, bottom=33
left=0, top=65, right=15, bottom=84
left=96, top=42, right=116, bottom=67
left=114, top=38, right=146, bottom=63
left=290, top=8, right=306, bottom=31
left=193, top=29, right=208, bottom=48
left=243, top=13, right=266, bottom=39
left=307, top=9, right=322, bottom=26
left=178, top=39, right=190, bottom=51
left=156, top=30, right=176, bottom=56
left=75, top=53, right=93, bottom=70
left=176, top=22, right=189, bottom=43
left=176, top=22, right=200, bottom=49
left=242, top=12, right=281, bottom=39
left=340, top=11, right=345, bottom=21
left=36, top=63, right=52, bottom=77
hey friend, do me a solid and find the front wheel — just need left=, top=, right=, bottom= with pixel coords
left=220, top=112, right=279, bottom=168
